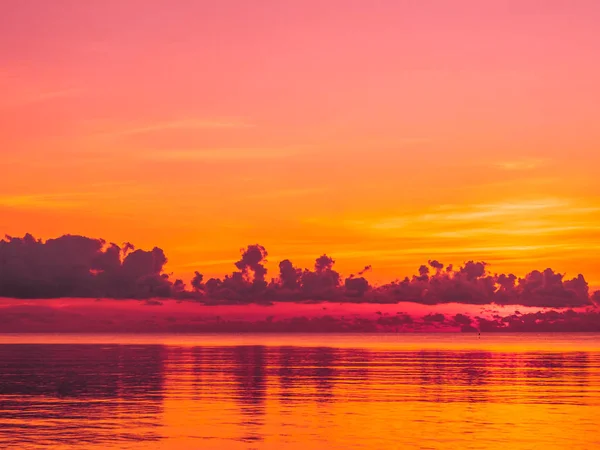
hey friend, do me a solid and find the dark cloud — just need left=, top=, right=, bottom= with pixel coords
left=278, top=259, right=301, bottom=291
left=344, top=276, right=370, bottom=297
left=234, top=244, right=268, bottom=287
left=343, top=267, right=372, bottom=297
left=0, top=234, right=169, bottom=299
left=375, top=262, right=593, bottom=308
left=0, top=234, right=597, bottom=308
left=296, top=255, right=341, bottom=300
left=358, top=265, right=372, bottom=275
left=428, top=260, right=444, bottom=271
left=315, top=254, right=335, bottom=272
left=423, top=313, right=445, bottom=323
left=377, top=312, right=413, bottom=328
left=593, top=291, right=600, bottom=306
left=190, top=271, right=204, bottom=292
left=3, top=298, right=599, bottom=333
left=443, top=308, right=600, bottom=333
left=452, top=313, right=473, bottom=326
left=172, top=279, right=186, bottom=295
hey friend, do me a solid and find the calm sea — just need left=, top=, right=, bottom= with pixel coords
left=1, top=333, right=599, bottom=449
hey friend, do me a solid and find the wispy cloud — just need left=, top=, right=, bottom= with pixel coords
left=368, top=198, right=590, bottom=231
left=494, top=158, right=547, bottom=171
left=336, top=198, right=600, bottom=253
left=143, top=146, right=304, bottom=162
left=0, top=87, right=83, bottom=109
left=264, top=244, right=577, bottom=263
left=97, top=118, right=254, bottom=139
left=0, top=193, right=87, bottom=209
left=34, top=88, right=83, bottom=102
left=433, top=224, right=600, bottom=239
left=244, top=187, right=327, bottom=199
left=0, top=184, right=146, bottom=210
left=419, top=199, right=569, bottom=222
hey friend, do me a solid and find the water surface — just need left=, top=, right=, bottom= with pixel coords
left=1, top=333, right=599, bottom=449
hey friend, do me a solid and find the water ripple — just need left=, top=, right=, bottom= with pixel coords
left=0, top=335, right=599, bottom=449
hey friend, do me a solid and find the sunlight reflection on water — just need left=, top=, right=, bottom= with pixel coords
left=0, top=333, right=599, bottom=449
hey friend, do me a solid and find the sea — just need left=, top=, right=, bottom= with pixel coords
left=0, top=333, right=599, bottom=449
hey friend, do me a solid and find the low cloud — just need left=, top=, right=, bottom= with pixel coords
left=0, top=233, right=598, bottom=309
left=1, top=299, right=599, bottom=333
left=0, top=234, right=170, bottom=299
left=448, top=309, right=600, bottom=333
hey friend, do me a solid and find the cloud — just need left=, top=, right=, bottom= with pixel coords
left=495, top=158, right=547, bottom=171
left=0, top=233, right=598, bottom=309
left=451, top=309, right=600, bottom=333
left=364, top=198, right=599, bottom=234
left=375, top=261, right=592, bottom=308
left=0, top=234, right=171, bottom=299
left=33, top=88, right=83, bottom=102
left=0, top=87, right=83, bottom=110
left=423, top=313, right=445, bottom=323
left=0, top=185, right=148, bottom=210
left=244, top=187, right=327, bottom=199
left=2, top=298, right=599, bottom=333
left=97, top=118, right=253, bottom=139
left=143, top=147, right=303, bottom=162
left=0, top=194, right=86, bottom=209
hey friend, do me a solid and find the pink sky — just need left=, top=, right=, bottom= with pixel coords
left=1, top=1, right=600, bottom=287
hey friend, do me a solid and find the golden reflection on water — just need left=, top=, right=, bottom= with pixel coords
left=0, top=334, right=599, bottom=449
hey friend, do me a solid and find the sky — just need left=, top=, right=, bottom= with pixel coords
left=1, top=0, right=600, bottom=287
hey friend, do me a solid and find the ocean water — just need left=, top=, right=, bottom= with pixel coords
left=0, top=333, right=599, bottom=449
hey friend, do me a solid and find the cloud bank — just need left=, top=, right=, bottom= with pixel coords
left=0, top=233, right=597, bottom=308
left=1, top=299, right=599, bottom=334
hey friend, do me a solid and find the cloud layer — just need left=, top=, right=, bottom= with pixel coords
left=1, top=299, right=599, bottom=334
left=0, top=233, right=597, bottom=308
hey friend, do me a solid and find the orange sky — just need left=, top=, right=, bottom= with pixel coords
left=1, top=1, right=599, bottom=287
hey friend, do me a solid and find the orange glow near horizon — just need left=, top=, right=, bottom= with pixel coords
left=1, top=1, right=600, bottom=287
